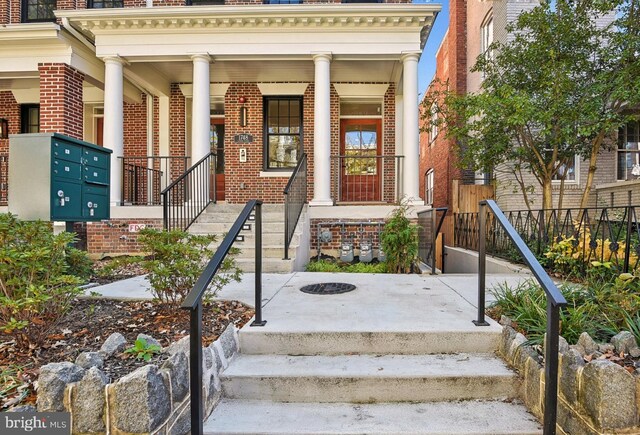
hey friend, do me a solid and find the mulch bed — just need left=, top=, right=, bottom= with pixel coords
left=0, top=298, right=254, bottom=410
left=89, top=257, right=149, bottom=285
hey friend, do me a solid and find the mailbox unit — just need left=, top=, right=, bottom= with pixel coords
left=8, top=133, right=112, bottom=221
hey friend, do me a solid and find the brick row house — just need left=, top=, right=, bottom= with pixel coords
left=0, top=0, right=440, bottom=265
left=420, top=0, right=639, bottom=212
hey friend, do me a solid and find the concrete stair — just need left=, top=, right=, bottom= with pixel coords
left=205, top=328, right=541, bottom=434
left=188, top=203, right=304, bottom=273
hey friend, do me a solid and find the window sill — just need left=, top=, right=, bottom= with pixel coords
left=259, top=171, right=293, bottom=178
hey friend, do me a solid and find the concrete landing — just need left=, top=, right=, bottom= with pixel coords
left=205, top=400, right=542, bottom=435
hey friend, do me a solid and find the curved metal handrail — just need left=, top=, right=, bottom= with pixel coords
left=475, top=199, right=567, bottom=435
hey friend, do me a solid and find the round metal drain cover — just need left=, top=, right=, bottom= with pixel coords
left=299, top=282, right=356, bottom=295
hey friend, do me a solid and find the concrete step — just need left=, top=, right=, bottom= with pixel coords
left=236, top=257, right=295, bottom=273
left=196, top=211, right=285, bottom=223
left=220, top=353, right=520, bottom=403
left=205, top=203, right=286, bottom=214
left=204, top=399, right=542, bottom=434
left=234, top=244, right=298, bottom=258
left=239, top=329, right=500, bottom=355
left=190, top=221, right=285, bottom=234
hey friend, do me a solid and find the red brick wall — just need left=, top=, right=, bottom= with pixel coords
left=0, top=92, right=19, bottom=206
left=310, top=218, right=386, bottom=255
left=169, top=84, right=186, bottom=179
left=383, top=84, right=396, bottom=202
left=8, top=0, right=20, bottom=24
left=39, top=63, right=84, bottom=140
left=123, top=94, right=148, bottom=157
left=86, top=218, right=163, bottom=256
left=419, top=0, right=468, bottom=210
left=224, top=83, right=292, bottom=203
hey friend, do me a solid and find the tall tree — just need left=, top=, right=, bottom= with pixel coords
left=423, top=0, right=640, bottom=210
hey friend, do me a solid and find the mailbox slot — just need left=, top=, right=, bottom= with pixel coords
left=83, top=149, right=109, bottom=169
left=51, top=181, right=82, bottom=220
left=83, top=165, right=109, bottom=185
left=53, top=160, right=82, bottom=181
left=82, top=193, right=109, bottom=219
left=53, top=141, right=82, bottom=163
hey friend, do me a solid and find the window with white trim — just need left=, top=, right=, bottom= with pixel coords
left=481, top=13, right=494, bottom=55
left=425, top=169, right=434, bottom=205
left=429, top=103, right=438, bottom=143
left=551, top=155, right=578, bottom=182
left=617, top=121, right=640, bottom=180
left=264, top=97, right=303, bottom=170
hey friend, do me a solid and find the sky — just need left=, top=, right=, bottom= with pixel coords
left=418, top=0, right=449, bottom=97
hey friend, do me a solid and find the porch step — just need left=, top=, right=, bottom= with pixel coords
left=189, top=221, right=285, bottom=234
left=236, top=257, right=295, bottom=273
left=195, top=211, right=286, bottom=223
left=239, top=329, right=501, bottom=356
left=204, top=400, right=542, bottom=435
left=220, top=353, right=520, bottom=403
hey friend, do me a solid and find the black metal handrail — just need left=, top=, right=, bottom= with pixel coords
left=0, top=154, right=8, bottom=206
left=181, top=200, right=265, bottom=435
left=330, top=155, right=404, bottom=203
left=283, top=153, right=308, bottom=260
left=119, top=156, right=190, bottom=206
left=417, top=207, right=448, bottom=274
left=162, top=152, right=216, bottom=231
left=475, top=200, right=567, bottom=435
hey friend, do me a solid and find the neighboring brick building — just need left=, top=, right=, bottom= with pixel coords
left=0, top=0, right=440, bottom=255
left=420, top=0, right=631, bottom=212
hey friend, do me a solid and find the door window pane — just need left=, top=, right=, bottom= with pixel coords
left=344, top=124, right=378, bottom=175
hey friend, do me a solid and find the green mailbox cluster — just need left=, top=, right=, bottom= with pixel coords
left=8, top=133, right=112, bottom=221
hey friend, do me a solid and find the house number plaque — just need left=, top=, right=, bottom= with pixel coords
left=234, top=134, right=253, bottom=144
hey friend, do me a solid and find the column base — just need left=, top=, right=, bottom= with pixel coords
left=309, top=198, right=334, bottom=207
left=404, top=197, right=424, bottom=206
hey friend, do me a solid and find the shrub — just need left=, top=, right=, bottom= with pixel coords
left=380, top=201, right=419, bottom=273
left=489, top=273, right=640, bottom=346
left=65, top=247, right=93, bottom=281
left=138, top=228, right=242, bottom=307
left=0, top=214, right=84, bottom=347
left=305, top=259, right=387, bottom=273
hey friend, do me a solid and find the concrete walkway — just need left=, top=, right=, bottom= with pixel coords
left=85, top=272, right=530, bottom=309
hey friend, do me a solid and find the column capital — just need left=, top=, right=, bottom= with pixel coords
left=400, top=51, right=421, bottom=63
left=102, top=55, right=128, bottom=66
left=191, top=53, right=213, bottom=63
left=312, top=52, right=333, bottom=63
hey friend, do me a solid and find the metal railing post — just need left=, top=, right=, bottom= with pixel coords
left=431, top=209, right=437, bottom=274
left=544, top=303, right=560, bottom=435
left=189, top=303, right=203, bottom=435
left=624, top=206, right=633, bottom=273
left=252, top=202, right=266, bottom=327
left=284, top=194, right=290, bottom=260
left=473, top=201, right=490, bottom=326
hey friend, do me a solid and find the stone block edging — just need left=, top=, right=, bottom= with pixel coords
left=32, top=324, right=240, bottom=435
left=498, top=322, right=640, bottom=434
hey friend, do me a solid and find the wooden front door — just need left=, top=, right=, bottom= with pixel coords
left=210, top=119, right=225, bottom=201
left=340, top=119, right=382, bottom=202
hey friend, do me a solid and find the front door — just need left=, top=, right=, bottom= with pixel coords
left=210, top=119, right=225, bottom=201
left=340, top=119, right=382, bottom=202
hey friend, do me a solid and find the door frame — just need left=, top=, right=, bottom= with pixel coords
left=210, top=117, right=225, bottom=201
left=339, top=118, right=383, bottom=202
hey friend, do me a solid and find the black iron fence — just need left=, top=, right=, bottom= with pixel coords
left=474, top=200, right=567, bottom=435
left=331, top=155, right=403, bottom=203
left=417, top=207, right=448, bottom=273
left=119, top=156, right=191, bottom=206
left=0, top=154, right=7, bottom=206
left=181, top=200, right=265, bottom=435
left=283, top=153, right=307, bottom=260
left=455, top=205, right=640, bottom=274
left=162, top=153, right=216, bottom=231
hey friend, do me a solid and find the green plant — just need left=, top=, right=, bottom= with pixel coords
left=380, top=201, right=419, bottom=273
left=306, top=259, right=343, bottom=272
left=138, top=229, right=241, bottom=307
left=0, top=213, right=83, bottom=347
left=305, top=259, right=387, bottom=273
left=65, top=247, right=93, bottom=281
left=124, top=338, right=162, bottom=362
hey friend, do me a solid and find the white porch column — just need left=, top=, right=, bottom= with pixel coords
left=310, top=52, right=333, bottom=206
left=401, top=52, right=423, bottom=205
left=191, top=54, right=212, bottom=163
left=103, top=56, right=125, bottom=205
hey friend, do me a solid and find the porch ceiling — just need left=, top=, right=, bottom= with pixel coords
left=147, top=58, right=399, bottom=83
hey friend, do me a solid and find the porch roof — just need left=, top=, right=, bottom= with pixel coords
left=56, top=4, right=440, bottom=60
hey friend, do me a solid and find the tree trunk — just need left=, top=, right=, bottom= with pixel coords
left=579, top=133, right=605, bottom=209
left=542, top=178, right=553, bottom=210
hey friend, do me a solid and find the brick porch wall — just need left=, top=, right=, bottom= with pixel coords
left=86, top=218, right=163, bottom=256
left=0, top=92, right=19, bottom=206
left=123, top=94, right=148, bottom=157
left=39, top=63, right=84, bottom=140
